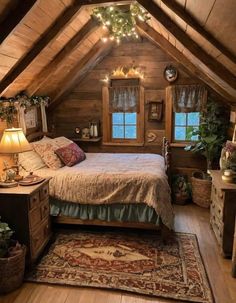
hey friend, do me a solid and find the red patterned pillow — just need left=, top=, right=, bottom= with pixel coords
left=55, top=143, right=86, bottom=167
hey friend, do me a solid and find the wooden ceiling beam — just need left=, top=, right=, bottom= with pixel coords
left=27, top=18, right=100, bottom=96
left=0, top=2, right=84, bottom=96
left=136, top=21, right=236, bottom=104
left=137, top=0, right=236, bottom=90
left=79, top=0, right=132, bottom=6
left=48, top=40, right=113, bottom=111
left=161, top=0, right=236, bottom=64
left=0, top=0, right=37, bottom=45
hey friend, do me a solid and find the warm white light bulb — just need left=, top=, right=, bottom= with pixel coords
left=101, top=37, right=108, bottom=43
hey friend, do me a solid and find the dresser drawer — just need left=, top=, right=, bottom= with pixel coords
left=210, top=214, right=223, bottom=245
left=40, top=183, right=49, bottom=200
left=40, top=198, right=50, bottom=220
left=211, top=184, right=224, bottom=208
left=30, top=218, right=51, bottom=259
left=210, top=200, right=223, bottom=221
left=29, top=191, right=40, bottom=210
left=29, top=206, right=42, bottom=231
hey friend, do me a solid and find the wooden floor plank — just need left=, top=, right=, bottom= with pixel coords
left=0, top=204, right=235, bottom=303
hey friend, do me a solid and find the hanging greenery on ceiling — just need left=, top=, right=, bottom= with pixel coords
left=0, top=92, right=50, bottom=124
left=92, top=3, right=150, bottom=43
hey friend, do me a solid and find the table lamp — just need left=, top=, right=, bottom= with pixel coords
left=0, top=128, right=32, bottom=184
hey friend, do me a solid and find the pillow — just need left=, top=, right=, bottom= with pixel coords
left=55, top=143, right=86, bottom=167
left=53, top=136, right=73, bottom=148
left=19, top=150, right=46, bottom=172
left=32, top=141, right=63, bottom=170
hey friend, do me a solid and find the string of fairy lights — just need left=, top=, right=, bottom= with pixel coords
left=92, top=3, right=150, bottom=44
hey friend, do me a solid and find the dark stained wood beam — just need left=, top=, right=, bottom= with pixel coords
left=48, top=40, right=113, bottom=111
left=27, top=18, right=100, bottom=96
left=137, top=0, right=236, bottom=90
left=137, top=21, right=236, bottom=104
left=0, top=2, right=84, bottom=96
left=161, top=0, right=236, bottom=64
left=0, top=0, right=37, bottom=45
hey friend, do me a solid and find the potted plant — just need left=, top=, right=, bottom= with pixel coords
left=0, top=218, right=26, bottom=294
left=185, top=99, right=228, bottom=207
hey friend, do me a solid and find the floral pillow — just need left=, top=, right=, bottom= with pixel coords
left=55, top=143, right=86, bottom=167
left=32, top=141, right=63, bottom=170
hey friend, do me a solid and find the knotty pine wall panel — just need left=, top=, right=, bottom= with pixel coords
left=49, top=39, right=204, bottom=170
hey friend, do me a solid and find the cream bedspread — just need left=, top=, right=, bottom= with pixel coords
left=35, top=153, right=174, bottom=229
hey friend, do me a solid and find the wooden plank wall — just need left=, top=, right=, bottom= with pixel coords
left=49, top=39, right=206, bottom=172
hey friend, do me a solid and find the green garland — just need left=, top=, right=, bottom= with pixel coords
left=0, top=92, right=50, bottom=125
left=92, top=3, right=150, bottom=43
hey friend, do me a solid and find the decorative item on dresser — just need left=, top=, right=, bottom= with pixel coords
left=0, top=178, right=51, bottom=265
left=209, top=170, right=236, bottom=257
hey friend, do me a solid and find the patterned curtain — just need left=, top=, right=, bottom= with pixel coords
left=171, top=85, right=207, bottom=113
left=109, top=86, right=139, bottom=113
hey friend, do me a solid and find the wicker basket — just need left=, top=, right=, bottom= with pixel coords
left=191, top=171, right=212, bottom=208
left=0, top=245, right=26, bottom=294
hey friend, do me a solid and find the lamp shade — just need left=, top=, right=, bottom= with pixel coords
left=0, top=128, right=32, bottom=154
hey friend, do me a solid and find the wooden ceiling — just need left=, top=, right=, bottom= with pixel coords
left=0, top=0, right=236, bottom=107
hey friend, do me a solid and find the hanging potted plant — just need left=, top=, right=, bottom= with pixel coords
left=185, top=99, right=228, bottom=207
left=0, top=218, right=26, bottom=294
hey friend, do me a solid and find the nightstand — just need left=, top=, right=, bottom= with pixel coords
left=210, top=170, right=236, bottom=257
left=0, top=179, right=51, bottom=264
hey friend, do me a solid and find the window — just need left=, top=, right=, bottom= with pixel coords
left=102, top=79, right=144, bottom=146
left=112, top=113, right=137, bottom=139
left=174, top=112, right=200, bottom=142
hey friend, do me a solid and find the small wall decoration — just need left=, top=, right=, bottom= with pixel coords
left=148, top=100, right=163, bottom=121
left=146, top=130, right=165, bottom=145
left=25, top=107, right=37, bottom=129
left=163, top=65, right=178, bottom=83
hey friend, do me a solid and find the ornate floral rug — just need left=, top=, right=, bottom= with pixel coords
left=26, top=230, right=214, bottom=303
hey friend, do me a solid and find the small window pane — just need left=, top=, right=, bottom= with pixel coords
left=175, top=113, right=186, bottom=126
left=175, top=127, right=186, bottom=141
left=113, top=126, right=124, bottom=138
left=125, top=126, right=137, bottom=139
left=188, top=112, right=200, bottom=126
left=125, top=113, right=136, bottom=125
left=191, top=127, right=199, bottom=141
left=112, top=113, right=124, bottom=124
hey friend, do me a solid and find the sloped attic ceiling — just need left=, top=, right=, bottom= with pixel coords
left=0, top=0, right=236, bottom=107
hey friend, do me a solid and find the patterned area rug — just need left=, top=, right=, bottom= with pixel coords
left=26, top=230, right=214, bottom=303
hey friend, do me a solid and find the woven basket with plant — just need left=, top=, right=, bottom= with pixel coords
left=0, top=218, right=26, bottom=294
left=185, top=99, right=228, bottom=207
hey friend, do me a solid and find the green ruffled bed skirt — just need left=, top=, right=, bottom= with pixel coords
left=50, top=199, right=160, bottom=226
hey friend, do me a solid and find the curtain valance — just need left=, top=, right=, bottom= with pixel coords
left=109, top=86, right=139, bottom=113
left=171, top=85, right=207, bottom=113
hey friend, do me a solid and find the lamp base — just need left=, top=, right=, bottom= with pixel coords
left=14, top=174, right=23, bottom=182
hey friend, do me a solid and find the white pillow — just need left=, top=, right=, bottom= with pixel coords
left=19, top=150, right=46, bottom=172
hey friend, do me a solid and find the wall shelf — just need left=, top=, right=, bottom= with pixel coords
left=71, top=137, right=102, bottom=143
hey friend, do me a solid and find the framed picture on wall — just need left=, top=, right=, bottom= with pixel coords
left=148, top=100, right=163, bottom=121
left=25, top=107, right=38, bottom=129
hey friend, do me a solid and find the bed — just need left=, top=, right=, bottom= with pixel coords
left=24, top=133, right=174, bottom=233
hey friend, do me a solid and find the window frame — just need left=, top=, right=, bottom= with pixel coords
left=102, top=79, right=144, bottom=146
left=165, top=86, right=201, bottom=147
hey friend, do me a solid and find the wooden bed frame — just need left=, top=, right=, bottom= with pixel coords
left=27, top=132, right=172, bottom=235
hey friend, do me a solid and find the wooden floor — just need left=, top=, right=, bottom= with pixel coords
left=0, top=204, right=235, bottom=303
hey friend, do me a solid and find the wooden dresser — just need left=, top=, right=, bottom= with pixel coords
left=0, top=179, right=51, bottom=264
left=210, top=170, right=236, bottom=257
